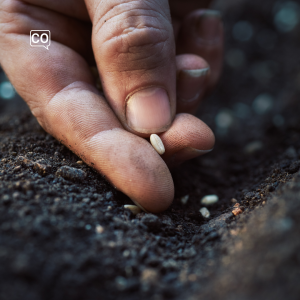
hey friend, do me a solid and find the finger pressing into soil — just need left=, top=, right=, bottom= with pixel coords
left=0, top=35, right=174, bottom=213
left=159, top=113, right=215, bottom=168
left=42, top=84, right=174, bottom=213
left=176, top=9, right=224, bottom=90
left=176, top=54, right=210, bottom=114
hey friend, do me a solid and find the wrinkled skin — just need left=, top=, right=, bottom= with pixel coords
left=0, top=0, right=223, bottom=212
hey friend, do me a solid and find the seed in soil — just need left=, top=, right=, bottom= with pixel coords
left=201, top=195, right=219, bottom=205
left=181, top=195, right=189, bottom=205
left=124, top=204, right=141, bottom=215
left=199, top=207, right=210, bottom=218
left=150, top=134, right=165, bottom=155
left=96, top=225, right=104, bottom=234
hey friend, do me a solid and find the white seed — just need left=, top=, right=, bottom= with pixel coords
left=201, top=194, right=219, bottom=205
left=124, top=204, right=142, bottom=215
left=150, top=134, right=165, bottom=155
left=96, top=225, right=104, bottom=234
left=199, top=207, right=210, bottom=218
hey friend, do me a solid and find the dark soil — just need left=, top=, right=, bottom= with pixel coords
left=1, top=0, right=300, bottom=299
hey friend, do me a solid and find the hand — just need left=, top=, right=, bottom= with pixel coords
left=0, top=0, right=223, bottom=212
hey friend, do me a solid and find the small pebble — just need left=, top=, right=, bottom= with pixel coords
left=141, top=268, right=159, bottom=284
left=96, top=225, right=104, bottom=234
left=18, top=156, right=33, bottom=167
left=244, top=141, right=263, bottom=154
left=231, top=198, right=238, bottom=203
left=33, top=162, right=51, bottom=176
left=201, top=195, right=219, bottom=205
left=150, top=134, right=165, bottom=155
left=124, top=204, right=141, bottom=215
left=13, top=166, right=21, bottom=173
left=82, top=198, right=90, bottom=203
left=77, top=161, right=83, bottom=165
left=199, top=207, right=210, bottom=218
left=180, top=195, right=189, bottom=205
left=106, top=191, right=113, bottom=200
left=232, top=207, right=244, bottom=216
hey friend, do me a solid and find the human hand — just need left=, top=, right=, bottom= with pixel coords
left=0, top=0, right=223, bottom=212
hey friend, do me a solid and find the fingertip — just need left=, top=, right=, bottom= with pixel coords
left=177, top=9, right=224, bottom=89
left=160, top=113, right=215, bottom=167
left=176, top=54, right=210, bottom=113
left=91, top=129, right=174, bottom=213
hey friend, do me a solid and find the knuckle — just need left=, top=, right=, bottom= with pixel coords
left=94, top=1, right=174, bottom=72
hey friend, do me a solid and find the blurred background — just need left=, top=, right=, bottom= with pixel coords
left=1, top=1, right=300, bottom=299
left=201, top=0, right=300, bottom=145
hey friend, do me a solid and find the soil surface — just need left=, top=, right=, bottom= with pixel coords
left=1, top=0, right=300, bottom=299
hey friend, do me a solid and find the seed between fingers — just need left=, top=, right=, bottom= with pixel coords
left=150, top=134, right=165, bottom=155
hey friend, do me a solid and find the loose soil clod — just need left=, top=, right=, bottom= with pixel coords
left=56, top=165, right=87, bottom=182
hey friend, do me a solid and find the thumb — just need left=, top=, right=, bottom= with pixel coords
left=85, top=0, right=176, bottom=135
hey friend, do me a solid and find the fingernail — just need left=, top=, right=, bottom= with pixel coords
left=177, top=68, right=209, bottom=102
left=197, top=10, right=222, bottom=43
left=126, top=87, right=172, bottom=134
